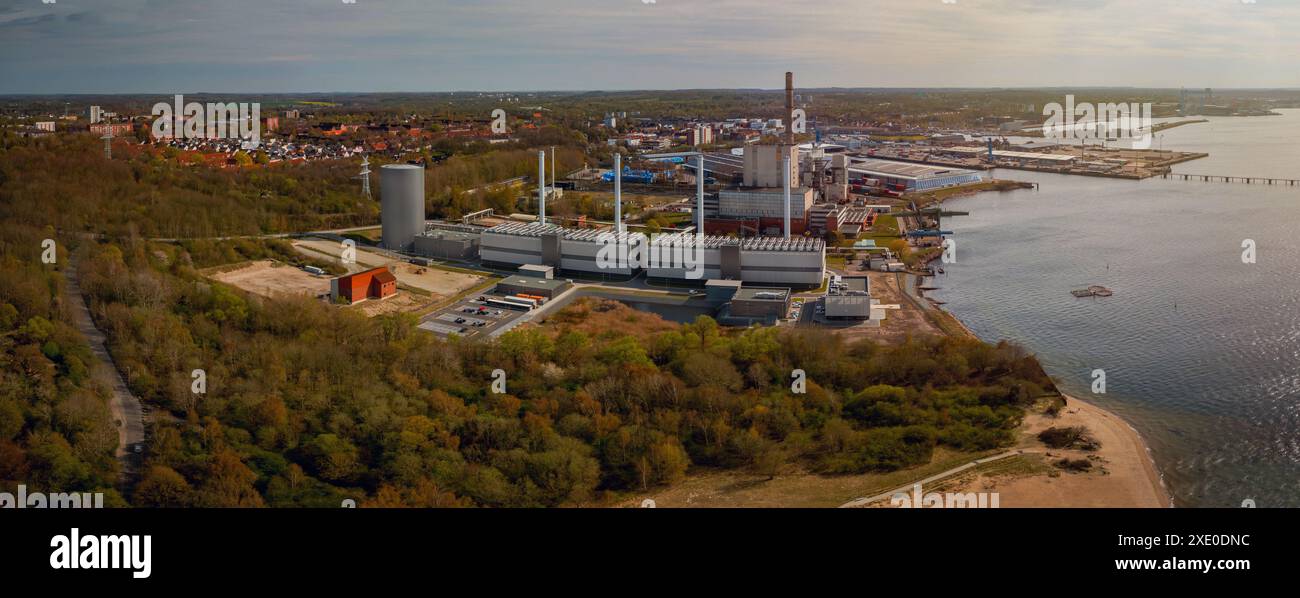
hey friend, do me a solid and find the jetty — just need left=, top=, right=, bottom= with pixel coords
left=1163, top=172, right=1300, bottom=186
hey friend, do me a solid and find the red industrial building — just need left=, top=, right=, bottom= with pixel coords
left=330, top=266, right=397, bottom=304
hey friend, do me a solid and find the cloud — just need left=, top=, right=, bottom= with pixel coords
left=0, top=0, right=1297, bottom=93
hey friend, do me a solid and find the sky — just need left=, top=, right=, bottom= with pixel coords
left=1, top=0, right=1298, bottom=94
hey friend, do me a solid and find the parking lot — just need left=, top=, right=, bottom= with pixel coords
left=417, top=294, right=530, bottom=339
left=789, top=297, right=822, bottom=325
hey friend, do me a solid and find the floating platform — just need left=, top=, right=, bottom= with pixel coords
left=1072, top=285, right=1113, bottom=298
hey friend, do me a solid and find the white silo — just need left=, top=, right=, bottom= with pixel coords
left=380, top=164, right=425, bottom=251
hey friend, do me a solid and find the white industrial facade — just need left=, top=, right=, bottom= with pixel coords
left=482, top=223, right=825, bottom=287
left=738, top=239, right=824, bottom=286
left=849, top=158, right=983, bottom=191
left=718, top=187, right=814, bottom=219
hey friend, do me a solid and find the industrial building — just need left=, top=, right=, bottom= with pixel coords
left=704, top=279, right=743, bottom=302
left=380, top=164, right=426, bottom=251
left=824, top=275, right=876, bottom=319
left=718, top=187, right=814, bottom=220
left=743, top=144, right=799, bottom=188
left=806, top=204, right=875, bottom=236
left=519, top=264, right=554, bottom=279
left=494, top=275, right=571, bottom=299
left=481, top=222, right=644, bottom=277
left=645, top=232, right=824, bottom=287
left=848, top=158, right=983, bottom=191
left=480, top=222, right=825, bottom=287
left=937, top=146, right=1077, bottom=167
left=729, top=287, right=791, bottom=319
left=412, top=229, right=479, bottom=260
left=330, top=266, right=397, bottom=304
left=700, top=72, right=852, bottom=239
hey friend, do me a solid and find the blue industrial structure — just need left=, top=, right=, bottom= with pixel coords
left=601, top=167, right=661, bottom=184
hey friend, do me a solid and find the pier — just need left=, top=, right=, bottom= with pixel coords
left=1163, top=172, right=1300, bottom=186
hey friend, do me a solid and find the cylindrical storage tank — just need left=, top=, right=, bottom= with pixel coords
left=380, top=164, right=425, bottom=251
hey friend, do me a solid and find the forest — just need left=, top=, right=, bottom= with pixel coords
left=0, top=133, right=585, bottom=239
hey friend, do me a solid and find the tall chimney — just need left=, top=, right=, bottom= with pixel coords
left=538, top=150, right=546, bottom=224
left=614, top=153, right=622, bottom=234
left=696, top=154, right=705, bottom=234
left=785, top=71, right=794, bottom=147
left=782, top=153, right=791, bottom=240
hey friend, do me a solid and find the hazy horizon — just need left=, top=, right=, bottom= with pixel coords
left=4, top=85, right=1300, bottom=98
left=2, top=0, right=1298, bottom=95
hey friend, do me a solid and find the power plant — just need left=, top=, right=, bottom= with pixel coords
left=379, top=164, right=425, bottom=251
left=362, top=71, right=846, bottom=336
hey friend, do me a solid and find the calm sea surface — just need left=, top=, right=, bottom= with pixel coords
left=931, top=109, right=1300, bottom=507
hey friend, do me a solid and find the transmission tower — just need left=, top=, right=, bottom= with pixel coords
left=358, top=155, right=372, bottom=199
left=101, top=126, right=114, bottom=159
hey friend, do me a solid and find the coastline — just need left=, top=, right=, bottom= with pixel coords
left=934, top=296, right=1171, bottom=507
left=902, top=391, right=1172, bottom=508
left=1061, top=394, right=1172, bottom=508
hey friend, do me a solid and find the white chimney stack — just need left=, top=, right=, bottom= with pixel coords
left=696, top=154, right=705, bottom=235
left=782, top=153, right=791, bottom=240
left=538, top=150, right=546, bottom=224
left=614, top=153, right=622, bottom=234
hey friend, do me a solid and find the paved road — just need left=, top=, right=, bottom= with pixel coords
left=837, top=450, right=1024, bottom=508
left=148, top=224, right=381, bottom=243
left=64, top=259, right=145, bottom=483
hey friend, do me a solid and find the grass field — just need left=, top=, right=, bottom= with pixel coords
left=612, top=447, right=1002, bottom=508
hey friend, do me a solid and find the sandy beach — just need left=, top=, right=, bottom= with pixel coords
left=935, top=394, right=1171, bottom=508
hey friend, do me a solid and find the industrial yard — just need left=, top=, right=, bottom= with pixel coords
left=205, top=260, right=330, bottom=299
left=867, top=142, right=1207, bottom=180
left=291, top=237, right=488, bottom=300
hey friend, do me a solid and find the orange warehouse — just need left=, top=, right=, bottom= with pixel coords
left=330, top=266, right=397, bottom=304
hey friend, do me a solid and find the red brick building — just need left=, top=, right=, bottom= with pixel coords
left=330, top=266, right=397, bottom=304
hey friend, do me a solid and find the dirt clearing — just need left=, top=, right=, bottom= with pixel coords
left=206, top=260, right=329, bottom=299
